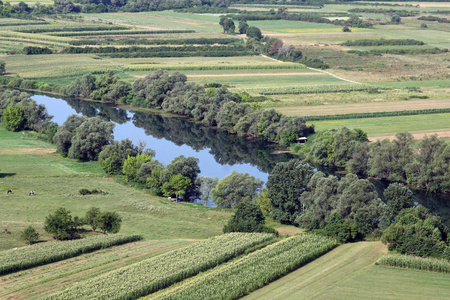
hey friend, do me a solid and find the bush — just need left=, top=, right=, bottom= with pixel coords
left=21, top=226, right=39, bottom=244
left=223, top=201, right=277, bottom=235
left=3, top=104, right=25, bottom=132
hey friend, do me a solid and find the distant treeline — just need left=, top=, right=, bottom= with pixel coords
left=348, top=8, right=419, bottom=17
left=418, top=15, right=449, bottom=23
left=297, top=128, right=450, bottom=193
left=348, top=48, right=448, bottom=56
left=69, top=38, right=241, bottom=46
left=343, top=39, right=424, bottom=46
left=23, top=46, right=53, bottom=55
left=230, top=12, right=373, bottom=28
left=303, top=108, right=450, bottom=122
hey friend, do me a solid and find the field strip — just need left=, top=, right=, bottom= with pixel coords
left=369, top=131, right=450, bottom=142
left=0, top=240, right=192, bottom=300
left=243, top=241, right=386, bottom=300
left=186, top=72, right=326, bottom=78
left=276, top=99, right=450, bottom=117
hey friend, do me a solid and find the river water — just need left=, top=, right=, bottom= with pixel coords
left=31, top=94, right=450, bottom=224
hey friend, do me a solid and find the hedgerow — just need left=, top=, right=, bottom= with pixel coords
left=376, top=254, right=450, bottom=273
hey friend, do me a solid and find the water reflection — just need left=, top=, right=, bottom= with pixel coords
left=32, top=94, right=296, bottom=182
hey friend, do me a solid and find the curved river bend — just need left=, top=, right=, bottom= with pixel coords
left=31, top=94, right=450, bottom=224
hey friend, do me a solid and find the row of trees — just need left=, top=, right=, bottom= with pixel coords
left=300, top=127, right=450, bottom=193
left=65, top=70, right=313, bottom=146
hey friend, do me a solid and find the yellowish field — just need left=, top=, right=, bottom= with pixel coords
left=244, top=241, right=450, bottom=300
left=276, top=99, right=450, bottom=117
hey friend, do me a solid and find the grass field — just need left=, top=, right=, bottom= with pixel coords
left=243, top=241, right=450, bottom=300
left=0, top=127, right=233, bottom=250
left=309, top=113, right=450, bottom=138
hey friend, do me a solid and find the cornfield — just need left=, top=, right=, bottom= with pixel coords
left=376, top=254, right=450, bottom=273
left=153, top=234, right=338, bottom=300
left=0, top=234, right=142, bottom=275
left=44, top=233, right=276, bottom=300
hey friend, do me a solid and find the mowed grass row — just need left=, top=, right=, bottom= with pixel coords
left=44, top=233, right=276, bottom=300
left=151, top=234, right=337, bottom=300
left=243, top=241, right=450, bottom=300
left=0, top=239, right=193, bottom=300
left=0, top=234, right=142, bottom=275
left=125, top=63, right=306, bottom=71
left=376, top=254, right=450, bottom=273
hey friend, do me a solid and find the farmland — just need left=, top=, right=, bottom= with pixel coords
left=1, top=1, right=450, bottom=299
left=0, top=3, right=447, bottom=136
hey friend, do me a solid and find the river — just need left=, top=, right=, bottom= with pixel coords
left=31, top=94, right=450, bottom=224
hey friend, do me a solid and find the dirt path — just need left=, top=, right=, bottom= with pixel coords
left=369, top=131, right=450, bottom=142
left=259, top=54, right=363, bottom=84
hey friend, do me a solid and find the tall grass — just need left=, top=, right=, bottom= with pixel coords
left=376, top=254, right=450, bottom=273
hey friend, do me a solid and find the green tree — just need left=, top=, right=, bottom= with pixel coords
left=3, top=104, right=25, bottom=131
left=211, top=171, right=263, bottom=208
left=68, top=116, right=115, bottom=161
left=256, top=188, right=273, bottom=216
left=99, top=139, right=140, bottom=175
left=198, top=176, right=218, bottom=206
left=98, top=211, right=122, bottom=234
left=44, top=207, right=77, bottom=240
left=384, top=183, right=414, bottom=222
left=238, top=20, right=249, bottom=34
left=122, top=153, right=153, bottom=182
left=223, top=201, right=276, bottom=234
left=246, top=26, right=263, bottom=40
left=85, top=207, right=101, bottom=232
left=21, top=226, right=40, bottom=244
left=161, top=155, right=200, bottom=200
left=53, top=114, right=87, bottom=157
left=161, top=174, right=191, bottom=200
left=267, top=159, right=314, bottom=224
left=0, top=60, right=5, bottom=75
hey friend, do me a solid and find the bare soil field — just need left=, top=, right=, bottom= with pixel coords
left=369, top=131, right=450, bottom=142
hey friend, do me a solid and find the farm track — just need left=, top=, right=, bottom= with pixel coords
left=0, top=239, right=192, bottom=300
left=259, top=54, right=362, bottom=84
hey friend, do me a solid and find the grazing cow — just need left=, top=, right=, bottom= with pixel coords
left=6, top=189, right=12, bottom=194
left=29, top=191, right=35, bottom=195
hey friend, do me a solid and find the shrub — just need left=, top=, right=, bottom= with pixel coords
left=20, top=226, right=39, bottom=244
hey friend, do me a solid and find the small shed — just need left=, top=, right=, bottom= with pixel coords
left=296, top=137, right=308, bottom=144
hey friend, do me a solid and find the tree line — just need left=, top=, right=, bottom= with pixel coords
left=297, top=127, right=450, bottom=194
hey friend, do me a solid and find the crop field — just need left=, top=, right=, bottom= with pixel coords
left=0, top=239, right=194, bottom=299
left=45, top=233, right=276, bottom=299
left=243, top=241, right=450, bottom=300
